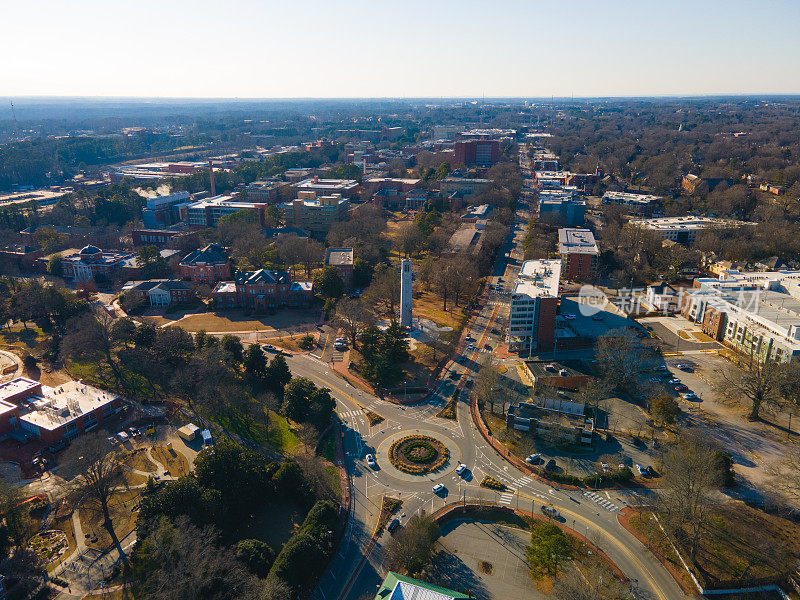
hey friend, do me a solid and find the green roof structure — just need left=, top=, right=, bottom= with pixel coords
left=374, top=572, right=470, bottom=600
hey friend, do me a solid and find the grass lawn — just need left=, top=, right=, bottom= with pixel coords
left=412, top=289, right=468, bottom=330
left=150, top=446, right=190, bottom=477
left=323, top=465, right=342, bottom=503
left=268, top=410, right=300, bottom=454
left=78, top=490, right=140, bottom=551
left=0, top=325, right=46, bottom=353
left=169, top=309, right=318, bottom=334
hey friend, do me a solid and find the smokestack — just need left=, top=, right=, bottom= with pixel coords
left=208, top=159, right=216, bottom=196
left=363, top=157, right=367, bottom=175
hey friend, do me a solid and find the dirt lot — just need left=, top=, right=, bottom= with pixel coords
left=148, top=309, right=319, bottom=334
left=77, top=489, right=140, bottom=551
left=151, top=445, right=190, bottom=477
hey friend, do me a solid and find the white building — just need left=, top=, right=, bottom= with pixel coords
left=629, top=216, right=756, bottom=244
left=602, top=191, right=661, bottom=207
left=507, top=259, right=561, bottom=351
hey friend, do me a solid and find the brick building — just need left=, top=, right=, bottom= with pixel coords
left=324, top=248, right=354, bottom=289
left=60, top=245, right=135, bottom=283
left=211, top=269, right=313, bottom=311
left=121, top=279, right=194, bottom=308
left=454, top=140, right=500, bottom=167
left=558, top=228, right=598, bottom=281
left=178, top=243, right=231, bottom=284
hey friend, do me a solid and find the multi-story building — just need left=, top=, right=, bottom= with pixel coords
left=534, top=170, right=572, bottom=190
left=60, top=245, right=135, bottom=283
left=324, top=248, right=354, bottom=289
left=178, top=243, right=231, bottom=284
left=294, top=177, right=360, bottom=198
left=280, top=192, right=350, bottom=234
left=132, top=228, right=192, bottom=248
left=629, top=216, right=756, bottom=244
left=558, top=228, right=598, bottom=281
left=0, top=377, right=124, bottom=445
left=538, top=190, right=585, bottom=227
left=181, top=195, right=270, bottom=228
left=121, top=279, right=194, bottom=308
left=141, top=191, right=192, bottom=228
left=439, top=177, right=491, bottom=198
left=210, top=269, right=313, bottom=311
left=507, top=259, right=561, bottom=352
left=244, top=179, right=290, bottom=203
left=602, top=191, right=661, bottom=208
left=454, top=140, right=500, bottom=167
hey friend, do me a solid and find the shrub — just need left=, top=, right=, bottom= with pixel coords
left=388, top=435, right=450, bottom=474
left=480, top=475, right=507, bottom=491
left=583, top=467, right=633, bottom=488
left=365, top=411, right=384, bottom=426
left=298, top=334, right=315, bottom=350
left=236, top=539, right=275, bottom=577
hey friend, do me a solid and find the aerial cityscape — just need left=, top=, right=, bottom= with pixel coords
left=2, top=2, right=800, bottom=600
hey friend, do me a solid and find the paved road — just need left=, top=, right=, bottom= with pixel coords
left=292, top=194, right=690, bottom=600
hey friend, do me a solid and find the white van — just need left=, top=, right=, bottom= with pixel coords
left=201, top=429, right=213, bottom=448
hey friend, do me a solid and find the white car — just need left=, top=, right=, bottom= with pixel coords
left=366, top=454, right=377, bottom=468
left=636, top=464, right=647, bottom=476
left=467, top=344, right=476, bottom=351
left=600, top=462, right=611, bottom=473
left=432, top=484, right=446, bottom=494
left=525, top=453, right=542, bottom=464
left=117, top=431, right=129, bottom=441
left=455, top=463, right=467, bottom=476
left=682, top=392, right=698, bottom=401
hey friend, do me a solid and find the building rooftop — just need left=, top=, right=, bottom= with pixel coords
left=602, top=191, right=661, bottom=205
left=375, top=573, right=468, bottom=600
left=296, top=178, right=359, bottom=191
left=180, top=243, right=229, bottom=266
left=16, top=380, right=120, bottom=432
left=325, top=248, right=354, bottom=267
left=558, top=228, right=598, bottom=255
left=514, top=259, right=561, bottom=299
left=0, top=377, right=40, bottom=403
left=630, top=216, right=756, bottom=231
left=211, top=281, right=237, bottom=294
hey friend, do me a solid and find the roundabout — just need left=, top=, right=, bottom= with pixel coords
left=376, top=429, right=462, bottom=483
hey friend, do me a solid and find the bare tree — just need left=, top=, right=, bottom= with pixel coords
left=335, top=298, right=372, bottom=349
left=299, top=239, right=324, bottom=278
left=384, top=514, right=439, bottom=576
left=475, top=361, right=500, bottom=414
left=363, top=265, right=401, bottom=317
left=397, top=222, right=424, bottom=258
left=277, top=234, right=306, bottom=278
left=595, top=329, right=657, bottom=393
left=63, top=432, right=132, bottom=572
left=715, top=350, right=783, bottom=421
left=659, top=433, right=722, bottom=561
left=62, top=310, right=125, bottom=387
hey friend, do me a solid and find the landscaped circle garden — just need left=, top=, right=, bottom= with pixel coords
left=389, top=434, right=450, bottom=474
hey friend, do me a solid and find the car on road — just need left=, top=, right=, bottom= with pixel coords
left=467, top=343, right=476, bottom=351
left=541, top=505, right=562, bottom=520
left=636, top=464, right=647, bottom=477
left=676, top=363, right=692, bottom=371
left=262, top=343, right=276, bottom=352
left=682, top=392, right=698, bottom=400
left=465, top=334, right=474, bottom=341
left=366, top=454, right=377, bottom=469
left=525, top=453, right=542, bottom=464
left=432, top=484, right=446, bottom=494
left=387, top=518, right=401, bottom=533
left=455, top=463, right=467, bottom=476
left=674, top=384, right=688, bottom=392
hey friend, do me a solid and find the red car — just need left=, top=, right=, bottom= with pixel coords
left=674, top=384, right=688, bottom=392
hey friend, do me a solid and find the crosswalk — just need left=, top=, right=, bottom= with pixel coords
left=584, top=491, right=621, bottom=512
left=498, top=492, right=514, bottom=505
left=339, top=410, right=362, bottom=419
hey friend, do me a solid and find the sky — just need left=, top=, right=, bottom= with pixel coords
left=3, top=0, right=800, bottom=98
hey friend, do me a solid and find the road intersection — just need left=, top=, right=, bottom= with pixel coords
left=290, top=198, right=689, bottom=600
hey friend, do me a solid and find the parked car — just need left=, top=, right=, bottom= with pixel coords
left=674, top=384, right=688, bottom=392
left=366, top=454, right=377, bottom=468
left=562, top=313, right=576, bottom=320
left=455, top=463, right=467, bottom=476
left=544, top=459, right=557, bottom=471
left=467, top=343, right=476, bottom=351
left=676, top=363, right=692, bottom=371
left=636, top=464, right=647, bottom=477
left=600, top=462, right=611, bottom=473
left=541, top=505, right=561, bottom=520
left=668, top=378, right=681, bottom=385
left=648, top=377, right=661, bottom=383
left=526, top=453, right=542, bottom=464
left=432, top=484, right=446, bottom=494
left=117, top=431, right=129, bottom=442
left=465, top=334, right=474, bottom=341
left=682, top=392, right=698, bottom=401
left=387, top=518, right=401, bottom=533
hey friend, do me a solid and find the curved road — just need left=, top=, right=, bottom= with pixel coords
left=285, top=195, right=689, bottom=600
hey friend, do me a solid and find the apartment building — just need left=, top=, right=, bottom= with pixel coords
left=538, top=190, right=585, bottom=227
left=280, top=192, right=350, bottom=234
left=454, top=139, right=500, bottom=167
left=507, top=259, right=561, bottom=352
left=558, top=228, right=598, bottom=281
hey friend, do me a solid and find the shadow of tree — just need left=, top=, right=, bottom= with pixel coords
left=427, top=549, right=492, bottom=600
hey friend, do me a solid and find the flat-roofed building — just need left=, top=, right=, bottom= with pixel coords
left=507, top=259, right=561, bottom=352
left=324, top=248, right=354, bottom=288
left=295, top=177, right=359, bottom=198
left=629, top=216, right=756, bottom=244
left=374, top=572, right=469, bottom=600
left=538, top=190, right=585, bottom=227
left=439, top=177, right=491, bottom=198
left=280, top=193, right=350, bottom=234
left=602, top=191, right=661, bottom=207
left=558, top=228, right=598, bottom=281
left=0, top=377, right=123, bottom=444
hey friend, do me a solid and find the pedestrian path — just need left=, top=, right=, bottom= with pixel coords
left=583, top=491, right=621, bottom=512
left=498, top=491, right=514, bottom=505
left=339, top=409, right=362, bottom=419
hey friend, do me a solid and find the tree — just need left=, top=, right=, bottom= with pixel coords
left=314, top=266, right=344, bottom=301
left=659, top=433, right=723, bottom=561
left=137, top=245, right=167, bottom=279
left=220, top=334, right=244, bottom=364
left=236, top=539, right=275, bottom=577
left=475, top=361, right=500, bottom=413
left=335, top=298, right=370, bottom=349
left=244, top=343, right=268, bottom=380
left=62, top=310, right=125, bottom=386
left=63, top=433, right=132, bottom=573
left=651, top=394, right=680, bottom=426
left=265, top=354, right=292, bottom=396
left=526, top=522, right=572, bottom=579
left=47, top=253, right=64, bottom=277
left=595, top=329, right=657, bottom=394
left=0, top=475, right=31, bottom=549
left=299, top=239, right=324, bottom=278
left=397, top=222, right=424, bottom=257
left=715, top=351, right=783, bottom=421
left=362, top=263, right=400, bottom=316
left=384, top=514, right=439, bottom=576
left=281, top=377, right=335, bottom=427
left=552, top=565, right=627, bottom=600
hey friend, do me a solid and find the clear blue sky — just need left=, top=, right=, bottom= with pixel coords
left=4, top=0, right=799, bottom=97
